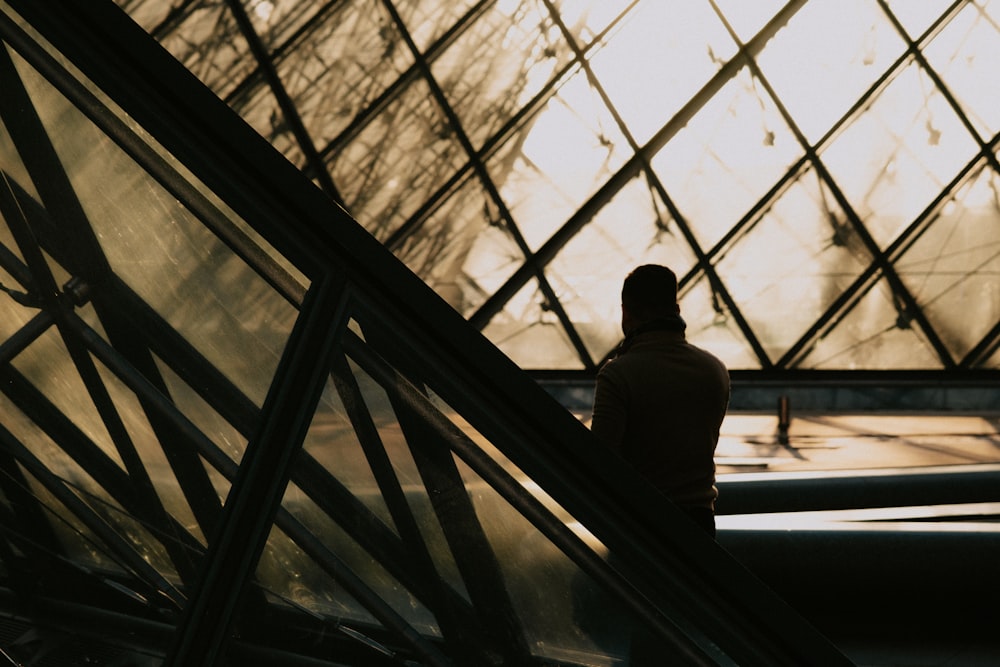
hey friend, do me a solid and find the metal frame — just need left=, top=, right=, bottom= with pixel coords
left=117, top=0, right=1000, bottom=374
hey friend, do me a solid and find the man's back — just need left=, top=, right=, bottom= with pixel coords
left=591, top=327, right=730, bottom=510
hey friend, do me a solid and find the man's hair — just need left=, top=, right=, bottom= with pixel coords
left=622, top=264, right=678, bottom=319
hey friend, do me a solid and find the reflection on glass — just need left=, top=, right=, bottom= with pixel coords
left=680, top=273, right=760, bottom=368
left=543, top=173, right=701, bottom=361
left=0, top=7, right=313, bottom=654
left=401, top=0, right=479, bottom=53
left=277, top=1, right=414, bottom=156
left=393, top=176, right=500, bottom=317
left=224, top=318, right=623, bottom=662
left=157, top=3, right=253, bottom=99
left=328, top=77, right=465, bottom=241
left=232, top=320, right=656, bottom=663
left=11, top=47, right=299, bottom=408
left=448, top=204, right=526, bottom=315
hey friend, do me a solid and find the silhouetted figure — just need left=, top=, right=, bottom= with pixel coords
left=591, top=264, right=730, bottom=537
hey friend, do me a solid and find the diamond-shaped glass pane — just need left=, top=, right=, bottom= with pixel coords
left=483, top=277, right=583, bottom=369
left=798, top=276, right=944, bottom=368
left=895, top=163, right=1000, bottom=362
left=329, top=77, right=465, bottom=241
left=923, top=1, right=1000, bottom=139
left=821, top=61, right=979, bottom=249
left=757, top=0, right=908, bottom=143
left=651, top=65, right=802, bottom=250
left=679, top=272, right=760, bottom=369
left=589, top=0, right=736, bottom=145
left=548, top=173, right=699, bottom=362
left=489, top=69, right=631, bottom=251
left=715, top=169, right=873, bottom=363
left=434, top=0, right=573, bottom=151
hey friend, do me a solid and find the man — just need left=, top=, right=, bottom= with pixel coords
left=591, top=265, right=730, bottom=536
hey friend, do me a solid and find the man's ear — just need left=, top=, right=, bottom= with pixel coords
left=621, top=303, right=635, bottom=335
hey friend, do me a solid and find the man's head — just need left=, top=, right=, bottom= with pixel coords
left=621, top=264, right=679, bottom=334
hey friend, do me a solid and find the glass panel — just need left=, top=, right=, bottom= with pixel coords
left=156, top=2, right=254, bottom=99
left=757, top=0, right=907, bottom=143
left=252, top=523, right=385, bottom=626
left=0, top=115, right=36, bottom=201
left=274, top=0, right=415, bottom=157
left=413, top=182, right=526, bottom=318
left=680, top=273, right=760, bottom=369
left=93, top=354, right=214, bottom=543
left=329, top=77, right=466, bottom=240
left=483, top=277, right=583, bottom=369
left=232, top=316, right=675, bottom=663
left=798, top=275, right=944, bottom=368
left=883, top=0, right=955, bottom=40
left=651, top=65, right=802, bottom=249
left=10, top=48, right=300, bottom=408
left=0, top=375, right=187, bottom=600
left=714, top=0, right=788, bottom=43
left=16, top=465, right=133, bottom=577
left=154, top=354, right=251, bottom=467
left=553, top=0, right=633, bottom=48
left=239, top=0, right=324, bottom=49
left=923, top=1, right=1000, bottom=140
left=413, top=365, right=682, bottom=663
left=115, top=0, right=1000, bottom=373
left=393, top=176, right=506, bottom=318
left=347, top=353, right=466, bottom=602
left=895, top=164, right=1000, bottom=362
left=446, top=453, right=644, bottom=663
left=0, top=238, right=38, bottom=351
left=12, top=328, right=122, bottom=468
left=589, top=0, right=736, bottom=146
left=549, top=174, right=699, bottom=361
left=398, top=0, right=480, bottom=53
left=488, top=69, right=631, bottom=250
left=434, top=0, right=573, bottom=151
left=0, top=380, right=128, bottom=562
left=0, top=7, right=314, bottom=658
left=715, top=169, right=873, bottom=362
left=5, top=5, right=942, bottom=663
left=820, top=61, right=979, bottom=248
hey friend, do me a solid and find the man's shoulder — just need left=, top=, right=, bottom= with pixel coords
left=684, top=341, right=728, bottom=368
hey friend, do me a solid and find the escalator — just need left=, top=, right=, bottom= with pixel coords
left=0, top=2, right=853, bottom=664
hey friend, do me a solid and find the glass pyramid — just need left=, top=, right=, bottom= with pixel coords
left=111, top=0, right=1000, bottom=373
left=0, top=1, right=851, bottom=665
